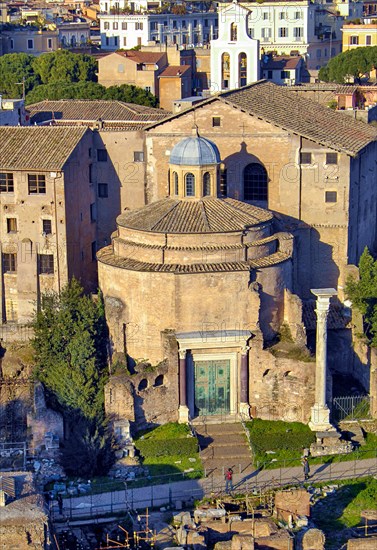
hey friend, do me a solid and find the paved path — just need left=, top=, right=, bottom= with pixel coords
left=51, top=456, right=377, bottom=521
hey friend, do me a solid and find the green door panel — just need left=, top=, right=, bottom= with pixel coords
left=194, top=359, right=230, bottom=416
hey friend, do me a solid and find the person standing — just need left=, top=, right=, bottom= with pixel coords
left=225, top=467, right=233, bottom=494
left=302, top=456, right=310, bottom=481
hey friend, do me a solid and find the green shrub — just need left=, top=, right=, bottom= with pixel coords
left=247, top=419, right=316, bottom=452
left=136, top=437, right=198, bottom=457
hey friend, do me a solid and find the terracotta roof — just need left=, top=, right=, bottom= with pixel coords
left=117, top=197, right=273, bottom=234
left=28, top=100, right=168, bottom=125
left=146, top=80, right=377, bottom=156
left=0, top=126, right=88, bottom=171
left=261, top=56, right=303, bottom=70
left=159, top=65, right=191, bottom=77
left=116, top=50, right=166, bottom=65
left=221, top=81, right=377, bottom=156
left=335, top=86, right=358, bottom=95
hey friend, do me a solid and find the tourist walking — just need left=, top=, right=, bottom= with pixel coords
left=225, top=467, right=233, bottom=494
left=302, top=456, right=310, bottom=480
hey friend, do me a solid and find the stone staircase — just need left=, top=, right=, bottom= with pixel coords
left=194, top=422, right=254, bottom=479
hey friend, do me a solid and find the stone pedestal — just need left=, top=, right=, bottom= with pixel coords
left=309, top=288, right=337, bottom=432
left=178, top=405, right=189, bottom=424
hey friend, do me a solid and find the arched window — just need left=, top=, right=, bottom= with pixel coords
left=203, top=172, right=211, bottom=196
left=244, top=163, right=268, bottom=201
left=185, top=173, right=195, bottom=196
left=173, top=171, right=179, bottom=195
left=154, top=374, right=164, bottom=387
left=221, top=52, right=230, bottom=90
left=80, top=34, right=85, bottom=44
left=71, top=35, right=76, bottom=47
left=239, top=52, right=247, bottom=87
left=138, top=379, right=148, bottom=391
left=230, top=23, right=237, bottom=41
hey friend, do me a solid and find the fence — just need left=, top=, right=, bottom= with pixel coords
left=332, top=395, right=373, bottom=422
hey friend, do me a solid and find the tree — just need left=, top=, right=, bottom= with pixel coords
left=32, top=50, right=98, bottom=84
left=32, top=279, right=114, bottom=475
left=345, top=247, right=377, bottom=347
left=319, top=46, right=377, bottom=83
left=26, top=81, right=159, bottom=107
left=0, top=53, right=40, bottom=98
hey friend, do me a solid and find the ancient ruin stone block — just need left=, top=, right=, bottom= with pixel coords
left=274, top=489, right=310, bottom=517
left=231, top=534, right=255, bottom=550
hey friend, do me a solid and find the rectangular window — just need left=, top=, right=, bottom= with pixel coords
left=91, top=241, right=97, bottom=262
left=281, top=70, right=290, bottom=79
left=134, top=151, right=144, bottom=162
left=294, top=27, right=303, bottom=38
left=0, top=173, right=14, bottom=193
left=2, top=253, right=17, bottom=273
left=295, top=11, right=302, bottom=19
left=173, top=21, right=177, bottom=29
left=48, top=38, right=52, bottom=48
left=263, top=12, right=269, bottom=20
left=150, top=22, right=157, bottom=31
left=366, top=35, right=372, bottom=45
left=113, top=22, right=118, bottom=30
left=89, top=164, right=93, bottom=183
left=135, top=22, right=143, bottom=30
left=123, top=37, right=127, bottom=46
left=278, top=28, right=288, bottom=38
left=28, top=174, right=46, bottom=194
left=42, top=219, right=52, bottom=235
left=326, top=152, right=338, bottom=165
left=98, top=183, right=108, bottom=198
left=104, top=22, right=109, bottom=30
left=267, top=70, right=273, bottom=79
left=97, top=149, right=108, bottom=162
left=325, top=191, right=337, bottom=203
left=205, top=19, right=208, bottom=27
left=279, top=12, right=285, bottom=20
left=182, top=20, right=186, bottom=28
left=10, top=39, right=14, bottom=49
left=300, top=152, right=312, bottom=165
left=122, top=22, right=127, bottom=30
left=114, top=37, right=118, bottom=47
left=27, top=39, right=33, bottom=49
left=39, top=254, right=54, bottom=274
left=145, top=86, right=151, bottom=92
left=89, top=147, right=92, bottom=158
left=350, top=36, right=359, bottom=45
left=7, top=218, right=17, bottom=233
left=220, top=167, right=227, bottom=197
left=212, top=116, right=221, bottom=127
left=194, top=20, right=197, bottom=28
left=90, top=203, right=97, bottom=222
left=262, top=28, right=271, bottom=39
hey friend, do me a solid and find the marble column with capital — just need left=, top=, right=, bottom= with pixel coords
left=309, top=288, right=337, bottom=431
left=239, top=345, right=250, bottom=419
left=178, top=348, right=189, bottom=424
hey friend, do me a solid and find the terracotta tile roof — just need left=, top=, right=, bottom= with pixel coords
left=116, top=50, right=166, bottom=64
left=28, top=100, right=168, bottom=125
left=261, top=56, right=303, bottom=70
left=221, top=81, right=377, bottom=156
left=117, top=197, right=273, bottom=234
left=159, top=65, right=191, bottom=77
left=146, top=80, right=377, bottom=155
left=0, top=126, right=88, bottom=171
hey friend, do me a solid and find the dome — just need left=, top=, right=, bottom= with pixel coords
left=170, top=136, right=221, bottom=166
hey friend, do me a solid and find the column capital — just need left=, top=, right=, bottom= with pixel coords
left=241, top=345, right=250, bottom=355
left=178, top=348, right=187, bottom=360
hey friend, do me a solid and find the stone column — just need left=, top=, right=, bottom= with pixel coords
left=178, top=348, right=189, bottom=424
left=239, top=345, right=250, bottom=419
left=309, top=288, right=337, bottom=431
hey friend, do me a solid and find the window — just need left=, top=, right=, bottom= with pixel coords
left=244, top=163, right=268, bottom=201
left=293, top=27, right=303, bottom=38
left=316, top=49, right=321, bottom=58
left=114, top=37, right=118, bottom=47
left=325, top=191, right=337, bottom=203
left=150, top=22, right=157, bottom=31
left=28, top=174, right=46, bottom=194
left=27, top=39, right=33, bottom=49
left=10, top=39, right=14, bottom=49
left=113, top=22, right=118, bottom=30
left=326, top=152, right=338, bottom=165
left=173, top=21, right=177, bottom=29
left=118, top=63, right=125, bottom=73
left=122, top=22, right=127, bottom=30
left=0, top=173, right=14, bottom=193
left=89, top=164, right=93, bottom=183
left=230, top=23, right=237, bottom=41
left=212, top=116, right=221, bottom=127
left=281, top=70, right=290, bottom=79
left=267, top=70, right=273, bottom=79
left=350, top=36, right=359, bottom=45
left=104, top=22, right=109, bottom=30
left=203, top=172, right=211, bottom=196
left=366, top=35, right=372, bottom=46
left=263, top=12, right=269, bottom=20
left=220, top=167, right=227, bottom=197
left=135, top=22, right=143, bottom=30
left=185, top=173, right=195, bottom=196
left=205, top=19, right=208, bottom=27
left=278, top=28, right=288, bottom=38
left=91, top=241, right=97, bottom=261
left=2, top=253, right=17, bottom=273
left=262, top=28, right=271, bottom=39
left=98, top=183, right=108, bottom=198
left=145, top=86, right=151, bottom=92
left=42, top=219, right=52, bottom=235
left=300, top=152, right=312, bottom=164
left=7, top=218, right=17, bottom=233
left=173, top=172, right=179, bottom=195
left=279, top=12, right=285, bottom=20
left=90, top=203, right=97, bottom=222
left=39, top=254, right=54, bottom=274
left=134, top=151, right=144, bottom=162
left=123, top=37, right=127, bottom=47
left=295, top=11, right=302, bottom=19
left=97, top=149, right=108, bottom=162
left=48, top=38, right=52, bottom=48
